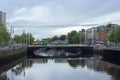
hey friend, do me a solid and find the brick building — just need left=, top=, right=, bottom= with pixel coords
left=86, top=24, right=119, bottom=45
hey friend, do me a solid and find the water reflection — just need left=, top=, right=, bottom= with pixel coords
left=0, top=72, right=8, bottom=80
left=68, top=59, right=85, bottom=68
left=107, top=67, right=120, bottom=80
left=0, top=56, right=120, bottom=80
left=33, top=48, right=81, bottom=57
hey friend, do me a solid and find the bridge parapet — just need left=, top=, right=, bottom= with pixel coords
left=27, top=44, right=93, bottom=58
left=28, top=44, right=88, bottom=48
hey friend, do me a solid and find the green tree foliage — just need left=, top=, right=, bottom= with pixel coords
left=13, top=33, right=34, bottom=45
left=67, top=30, right=81, bottom=44
left=42, top=38, right=52, bottom=43
left=108, top=29, right=114, bottom=42
left=52, top=35, right=59, bottom=41
left=59, top=35, right=66, bottom=40
left=79, top=33, right=85, bottom=44
left=13, top=35, right=21, bottom=44
left=0, top=24, right=10, bottom=46
left=108, top=26, right=120, bottom=43
left=27, top=33, right=34, bottom=44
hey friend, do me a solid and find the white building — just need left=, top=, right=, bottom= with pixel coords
left=86, top=27, right=94, bottom=45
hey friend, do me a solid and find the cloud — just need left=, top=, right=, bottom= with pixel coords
left=80, top=11, right=120, bottom=25
left=53, top=11, right=120, bottom=35
left=8, top=4, right=82, bottom=25
left=8, top=10, right=120, bottom=39
left=52, top=26, right=92, bottom=35
left=6, top=0, right=120, bottom=39
left=10, top=6, right=120, bottom=25
left=8, top=6, right=51, bottom=23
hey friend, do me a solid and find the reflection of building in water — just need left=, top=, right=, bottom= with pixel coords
left=85, top=56, right=120, bottom=72
left=0, top=72, right=8, bottom=80
left=85, top=57, right=109, bottom=71
left=85, top=57, right=94, bottom=70
left=54, top=59, right=67, bottom=63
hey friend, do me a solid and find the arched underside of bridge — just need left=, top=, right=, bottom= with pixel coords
left=27, top=46, right=93, bottom=58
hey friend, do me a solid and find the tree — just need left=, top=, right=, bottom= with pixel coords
left=59, top=35, right=66, bottom=40
left=80, top=33, right=85, bottom=44
left=27, top=33, right=34, bottom=45
left=13, top=33, right=34, bottom=45
left=13, top=35, right=21, bottom=44
left=0, top=24, right=10, bottom=46
left=52, top=35, right=59, bottom=41
left=108, top=29, right=114, bottom=42
left=108, top=26, right=120, bottom=43
left=21, top=32, right=34, bottom=45
left=67, top=30, right=80, bottom=44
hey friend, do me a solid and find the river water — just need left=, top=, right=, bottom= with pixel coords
left=0, top=51, right=120, bottom=80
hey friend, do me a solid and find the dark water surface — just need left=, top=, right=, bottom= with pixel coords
left=0, top=54, right=120, bottom=80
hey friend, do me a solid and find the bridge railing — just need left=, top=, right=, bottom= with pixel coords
left=28, top=44, right=88, bottom=47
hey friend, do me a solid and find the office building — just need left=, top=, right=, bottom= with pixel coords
left=0, top=11, right=6, bottom=25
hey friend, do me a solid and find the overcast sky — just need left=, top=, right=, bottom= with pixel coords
left=1, top=0, right=120, bottom=39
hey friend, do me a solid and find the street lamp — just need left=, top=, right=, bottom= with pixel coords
left=6, top=23, right=14, bottom=48
left=92, top=27, right=94, bottom=46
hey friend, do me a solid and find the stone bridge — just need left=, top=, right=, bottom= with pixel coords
left=27, top=44, right=93, bottom=58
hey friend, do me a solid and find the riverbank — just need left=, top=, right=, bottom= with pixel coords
left=0, top=47, right=27, bottom=64
left=94, top=47, right=120, bottom=65
left=0, top=57, right=26, bottom=74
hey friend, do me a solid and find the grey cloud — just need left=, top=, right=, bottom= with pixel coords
left=1, top=0, right=120, bottom=39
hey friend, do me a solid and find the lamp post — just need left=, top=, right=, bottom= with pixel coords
left=22, top=30, right=27, bottom=46
left=92, top=27, right=94, bottom=46
left=28, top=33, right=31, bottom=46
left=85, top=29, right=87, bottom=45
left=11, top=25, right=14, bottom=48
left=6, top=23, right=14, bottom=48
left=113, top=27, right=116, bottom=46
left=26, top=32, right=28, bottom=46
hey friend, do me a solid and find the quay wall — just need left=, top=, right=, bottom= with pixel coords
left=0, top=47, right=27, bottom=64
left=102, top=49, right=120, bottom=64
left=94, top=47, right=120, bottom=65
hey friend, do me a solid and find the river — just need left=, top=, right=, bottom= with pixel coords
left=0, top=50, right=120, bottom=80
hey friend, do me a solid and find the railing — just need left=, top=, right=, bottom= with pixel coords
left=28, top=44, right=88, bottom=47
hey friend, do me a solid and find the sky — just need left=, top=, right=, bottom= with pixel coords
left=1, top=0, right=120, bottom=39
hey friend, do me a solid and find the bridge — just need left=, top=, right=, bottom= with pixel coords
left=27, top=44, right=93, bottom=58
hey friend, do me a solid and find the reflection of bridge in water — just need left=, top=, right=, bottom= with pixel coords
left=27, top=44, right=93, bottom=58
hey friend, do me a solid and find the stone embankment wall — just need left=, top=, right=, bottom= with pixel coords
left=0, top=47, right=27, bottom=64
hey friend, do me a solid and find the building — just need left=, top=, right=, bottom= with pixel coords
left=105, top=24, right=119, bottom=36
left=95, top=25, right=105, bottom=44
left=93, top=27, right=99, bottom=44
left=86, top=27, right=94, bottom=45
left=86, top=23, right=119, bottom=45
left=0, top=11, right=6, bottom=25
left=93, top=24, right=119, bottom=45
